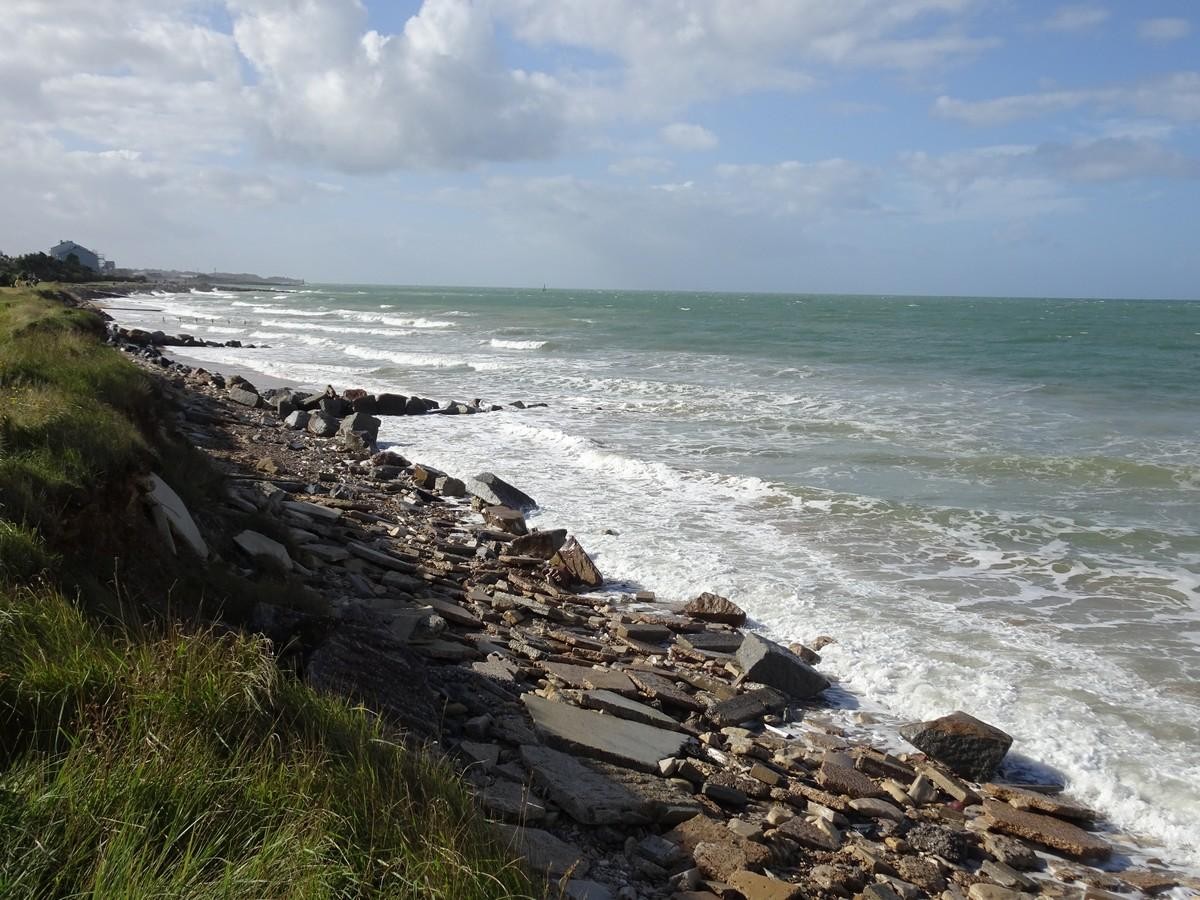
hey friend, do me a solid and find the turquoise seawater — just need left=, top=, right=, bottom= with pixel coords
left=113, top=286, right=1200, bottom=866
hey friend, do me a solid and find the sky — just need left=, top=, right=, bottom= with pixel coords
left=1, top=1, right=1197, bottom=298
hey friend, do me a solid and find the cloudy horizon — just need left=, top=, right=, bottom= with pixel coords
left=2, top=1, right=1197, bottom=298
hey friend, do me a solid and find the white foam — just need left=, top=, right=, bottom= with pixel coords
left=489, top=338, right=548, bottom=350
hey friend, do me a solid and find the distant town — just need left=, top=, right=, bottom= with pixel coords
left=0, top=239, right=304, bottom=287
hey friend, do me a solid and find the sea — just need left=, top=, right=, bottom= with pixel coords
left=110, top=284, right=1200, bottom=868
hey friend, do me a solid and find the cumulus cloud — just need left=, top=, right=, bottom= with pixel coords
left=660, top=123, right=719, bottom=151
left=933, top=72, right=1200, bottom=126
left=230, top=0, right=566, bottom=171
left=1041, top=5, right=1109, bottom=32
left=1138, top=18, right=1191, bottom=42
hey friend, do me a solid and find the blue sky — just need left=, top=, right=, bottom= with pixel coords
left=1, top=1, right=1197, bottom=298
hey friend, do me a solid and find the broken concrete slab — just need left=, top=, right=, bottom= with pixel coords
left=982, top=799, right=1111, bottom=862
left=983, top=783, right=1096, bottom=822
left=579, top=689, right=684, bottom=730
left=492, top=823, right=588, bottom=880
left=626, top=669, right=706, bottom=712
left=233, top=530, right=292, bottom=571
left=543, top=662, right=637, bottom=695
left=519, top=744, right=651, bottom=825
left=682, top=592, right=747, bottom=627
left=522, top=694, right=688, bottom=772
left=735, top=632, right=829, bottom=699
left=142, top=474, right=209, bottom=559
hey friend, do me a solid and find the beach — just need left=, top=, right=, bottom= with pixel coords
left=95, top=283, right=1200, bottom=896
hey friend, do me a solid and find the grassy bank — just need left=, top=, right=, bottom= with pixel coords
left=0, top=287, right=535, bottom=898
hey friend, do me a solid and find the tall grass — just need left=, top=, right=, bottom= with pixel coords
left=0, top=288, right=538, bottom=899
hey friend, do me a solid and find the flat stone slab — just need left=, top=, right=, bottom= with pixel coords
left=520, top=744, right=653, bottom=825
left=579, top=689, right=684, bottom=730
left=817, top=762, right=884, bottom=799
left=983, top=783, right=1096, bottom=822
left=544, top=662, right=637, bottom=695
left=982, top=799, right=1111, bottom=862
left=233, top=529, right=292, bottom=571
left=478, top=778, right=546, bottom=823
left=492, top=823, right=588, bottom=880
left=282, top=499, right=343, bottom=521
left=143, top=474, right=208, bottom=558
left=626, top=669, right=706, bottom=712
left=707, top=687, right=787, bottom=727
left=522, top=694, right=687, bottom=772
left=677, top=630, right=744, bottom=654
left=346, top=541, right=418, bottom=573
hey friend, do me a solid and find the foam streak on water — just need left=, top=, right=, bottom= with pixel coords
left=110, top=285, right=1200, bottom=867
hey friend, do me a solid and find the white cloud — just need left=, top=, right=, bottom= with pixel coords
left=1139, top=18, right=1191, bottom=42
left=495, top=0, right=997, bottom=115
left=230, top=0, right=566, bottom=171
left=1042, top=5, right=1110, bottom=32
left=934, top=72, right=1200, bottom=125
left=660, top=123, right=719, bottom=151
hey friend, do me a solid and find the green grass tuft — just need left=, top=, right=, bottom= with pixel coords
left=0, top=287, right=538, bottom=899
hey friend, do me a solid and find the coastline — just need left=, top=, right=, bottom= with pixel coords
left=94, top=285, right=1200, bottom=897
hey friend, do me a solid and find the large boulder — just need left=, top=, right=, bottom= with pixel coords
left=735, top=632, right=829, bottom=699
left=549, top=537, right=603, bottom=589
left=404, top=396, right=430, bottom=415
left=319, top=395, right=351, bottom=418
left=898, top=711, right=1012, bottom=782
left=284, top=409, right=310, bottom=430
left=483, top=505, right=528, bottom=535
left=682, top=592, right=747, bottom=627
left=466, top=472, right=537, bottom=511
left=376, top=393, right=408, bottom=415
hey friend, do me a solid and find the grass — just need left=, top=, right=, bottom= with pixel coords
left=0, top=287, right=538, bottom=899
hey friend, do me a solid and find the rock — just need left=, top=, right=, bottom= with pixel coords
left=981, top=832, right=1041, bottom=870
left=228, top=386, right=261, bottom=408
left=550, top=537, right=603, bottom=589
left=849, top=797, right=907, bottom=822
left=907, top=773, right=939, bottom=805
left=682, top=592, right=747, bottom=627
left=727, top=871, right=805, bottom=900
left=618, top=622, right=671, bottom=643
left=141, top=474, right=208, bottom=559
left=284, top=409, right=310, bottom=430
left=306, top=411, right=339, bottom=437
left=371, top=450, right=410, bottom=468
left=980, top=860, right=1037, bottom=891
left=479, top=778, right=546, bottom=823
left=508, top=528, right=568, bottom=559
left=522, top=694, right=687, bottom=772
left=735, top=632, right=829, bottom=699
left=350, top=394, right=377, bottom=414
left=905, top=823, right=969, bottom=862
left=371, top=393, right=406, bottom=415
left=816, top=762, right=882, bottom=799
left=482, top=505, right=528, bottom=535
left=701, top=782, right=747, bottom=807
left=411, top=464, right=446, bottom=489
left=895, top=856, right=945, bottom=893
left=336, top=411, right=381, bottom=443
left=773, top=816, right=840, bottom=852
left=492, top=823, right=589, bottom=880
left=403, top=396, right=429, bottom=415
left=983, top=784, right=1096, bottom=822
left=707, top=687, right=788, bottom=727
left=544, top=662, right=637, bottom=695
left=677, top=631, right=743, bottom=654
left=319, top=395, right=351, bottom=417
left=434, top=475, right=465, bottom=497
left=340, top=429, right=375, bottom=455
left=920, top=765, right=980, bottom=803
left=466, top=472, right=537, bottom=511
left=233, top=530, right=292, bottom=571
left=668, top=816, right=770, bottom=879
left=579, top=690, right=683, bottom=730
left=899, top=712, right=1013, bottom=782
left=518, top=744, right=654, bottom=826
left=982, top=799, right=1110, bottom=862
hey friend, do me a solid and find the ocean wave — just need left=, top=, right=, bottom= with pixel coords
left=340, top=344, right=482, bottom=371
left=489, top=338, right=549, bottom=351
left=255, top=319, right=412, bottom=337
left=339, top=311, right=455, bottom=329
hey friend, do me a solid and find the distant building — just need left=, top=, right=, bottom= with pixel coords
left=50, top=240, right=100, bottom=272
